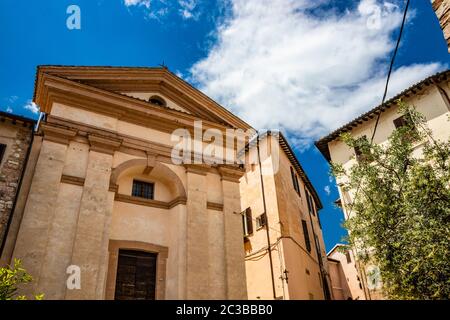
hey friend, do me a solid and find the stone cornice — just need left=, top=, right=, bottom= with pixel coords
left=60, top=174, right=85, bottom=186
left=45, top=116, right=176, bottom=162
left=34, top=66, right=252, bottom=130
left=115, top=193, right=187, bottom=209
left=36, top=72, right=240, bottom=135
left=88, top=134, right=122, bottom=155
left=41, top=118, right=249, bottom=174
left=41, top=123, right=78, bottom=145
left=207, top=202, right=224, bottom=211
left=184, top=164, right=211, bottom=176
left=217, top=165, right=245, bottom=183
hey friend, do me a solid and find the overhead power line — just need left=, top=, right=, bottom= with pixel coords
left=347, top=0, right=411, bottom=219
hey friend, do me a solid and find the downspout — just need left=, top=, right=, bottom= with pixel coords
left=0, top=120, right=36, bottom=257
left=256, top=131, right=277, bottom=300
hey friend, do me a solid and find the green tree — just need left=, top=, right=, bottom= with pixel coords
left=0, top=259, right=44, bottom=300
left=331, top=100, right=450, bottom=300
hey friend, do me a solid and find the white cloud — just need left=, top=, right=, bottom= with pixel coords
left=124, top=0, right=151, bottom=8
left=178, top=0, right=198, bottom=20
left=324, top=185, right=331, bottom=196
left=24, top=100, right=39, bottom=114
left=7, top=95, right=18, bottom=103
left=189, top=0, right=445, bottom=144
left=6, top=106, right=13, bottom=113
left=123, top=0, right=199, bottom=20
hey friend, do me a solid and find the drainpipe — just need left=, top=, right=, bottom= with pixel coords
left=256, top=130, right=277, bottom=300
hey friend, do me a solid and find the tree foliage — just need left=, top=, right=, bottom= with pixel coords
left=331, top=101, right=450, bottom=299
left=0, top=259, right=44, bottom=300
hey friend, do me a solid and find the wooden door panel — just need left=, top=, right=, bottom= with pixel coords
left=114, top=249, right=157, bottom=300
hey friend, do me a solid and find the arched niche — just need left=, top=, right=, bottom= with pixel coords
left=110, top=158, right=186, bottom=201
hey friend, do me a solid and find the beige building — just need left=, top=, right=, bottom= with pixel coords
left=315, top=70, right=450, bottom=299
left=240, top=132, right=332, bottom=300
left=1, top=65, right=330, bottom=300
left=327, top=244, right=365, bottom=300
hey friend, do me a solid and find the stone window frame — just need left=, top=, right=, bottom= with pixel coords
left=105, top=240, right=168, bottom=300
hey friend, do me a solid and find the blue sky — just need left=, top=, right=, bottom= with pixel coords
left=0, top=0, right=449, bottom=251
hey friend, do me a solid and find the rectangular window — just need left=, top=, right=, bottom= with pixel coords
left=290, top=166, right=300, bottom=194
left=306, top=191, right=311, bottom=212
left=256, top=213, right=267, bottom=229
left=393, top=115, right=417, bottom=140
left=242, top=207, right=253, bottom=237
left=310, top=194, right=316, bottom=216
left=345, top=250, right=352, bottom=263
left=301, top=220, right=311, bottom=252
left=132, top=180, right=154, bottom=200
left=0, top=144, right=6, bottom=164
left=306, top=191, right=315, bottom=216
left=393, top=115, right=410, bottom=129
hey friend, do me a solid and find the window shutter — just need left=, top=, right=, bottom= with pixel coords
left=345, top=250, right=352, bottom=263
left=243, top=207, right=253, bottom=236
left=306, top=191, right=312, bottom=214
left=310, top=194, right=316, bottom=216
left=256, top=213, right=267, bottom=229
left=295, top=174, right=300, bottom=195
left=301, top=220, right=311, bottom=252
left=290, top=167, right=298, bottom=192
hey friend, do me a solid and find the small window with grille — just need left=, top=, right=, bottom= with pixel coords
left=132, top=180, right=154, bottom=200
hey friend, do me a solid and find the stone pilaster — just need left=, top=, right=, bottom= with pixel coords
left=65, top=150, right=114, bottom=300
left=219, top=166, right=248, bottom=299
left=12, top=139, right=68, bottom=296
left=184, top=165, right=209, bottom=299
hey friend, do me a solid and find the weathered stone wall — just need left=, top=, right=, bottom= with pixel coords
left=0, top=121, right=33, bottom=251
left=433, top=0, right=450, bottom=52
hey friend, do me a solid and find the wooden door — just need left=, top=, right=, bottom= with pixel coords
left=114, top=249, right=157, bottom=300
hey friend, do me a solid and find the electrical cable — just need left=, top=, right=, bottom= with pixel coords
left=342, top=0, right=410, bottom=301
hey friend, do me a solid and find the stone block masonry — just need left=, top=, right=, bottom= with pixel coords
left=433, top=0, right=450, bottom=52
left=0, top=124, right=34, bottom=251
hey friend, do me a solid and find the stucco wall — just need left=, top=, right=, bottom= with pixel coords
left=328, top=247, right=366, bottom=300
left=241, top=139, right=330, bottom=300
left=10, top=96, right=247, bottom=300
left=328, top=258, right=352, bottom=300
left=326, top=82, right=450, bottom=299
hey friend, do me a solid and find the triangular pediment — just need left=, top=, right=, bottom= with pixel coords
left=34, top=65, right=251, bottom=130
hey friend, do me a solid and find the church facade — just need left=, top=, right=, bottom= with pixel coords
left=0, top=66, right=329, bottom=300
